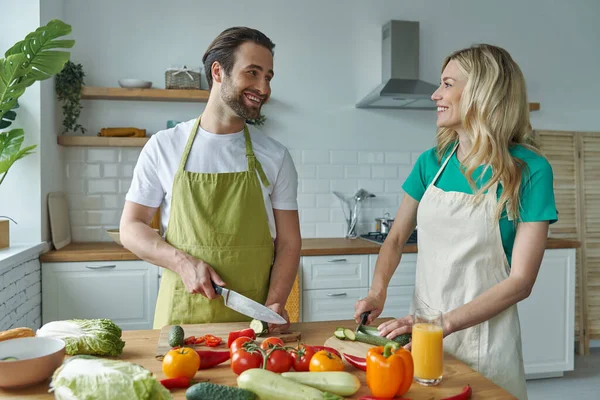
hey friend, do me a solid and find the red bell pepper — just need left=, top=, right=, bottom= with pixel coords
left=342, top=353, right=367, bottom=371
left=359, top=397, right=411, bottom=400
left=197, top=350, right=231, bottom=369
left=310, top=346, right=341, bottom=358
left=227, top=328, right=257, bottom=347
left=160, top=376, right=190, bottom=390
left=441, top=385, right=472, bottom=400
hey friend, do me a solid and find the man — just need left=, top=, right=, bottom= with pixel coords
left=120, top=27, right=301, bottom=331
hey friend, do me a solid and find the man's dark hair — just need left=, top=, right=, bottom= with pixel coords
left=202, top=27, right=275, bottom=90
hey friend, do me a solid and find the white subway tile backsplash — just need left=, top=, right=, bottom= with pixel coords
left=67, top=194, right=103, bottom=210
left=372, top=165, right=398, bottom=179
left=357, top=179, right=385, bottom=194
left=119, top=179, right=133, bottom=194
left=87, top=210, right=120, bottom=225
left=317, top=165, right=344, bottom=179
left=316, top=194, right=337, bottom=208
left=301, top=208, right=330, bottom=223
left=102, top=194, right=125, bottom=209
left=330, top=208, right=346, bottom=223
left=297, top=194, right=316, bottom=208
left=87, top=148, right=118, bottom=163
left=302, top=180, right=330, bottom=194
left=300, top=223, right=316, bottom=238
left=330, top=150, right=357, bottom=164
left=385, top=152, right=411, bottom=165
left=120, top=149, right=142, bottom=163
left=71, top=226, right=107, bottom=242
left=302, top=150, right=329, bottom=164
left=88, top=179, right=118, bottom=194
left=296, top=165, right=317, bottom=179
left=358, top=151, right=384, bottom=164
left=65, top=148, right=85, bottom=162
left=65, top=179, right=85, bottom=194
left=384, top=179, right=404, bottom=193
left=330, top=179, right=357, bottom=194
left=411, top=152, right=423, bottom=165
left=67, top=164, right=101, bottom=179
left=69, top=211, right=86, bottom=226
left=288, top=149, right=302, bottom=165
left=122, top=164, right=135, bottom=178
left=316, top=222, right=346, bottom=238
left=102, top=164, right=120, bottom=178
left=345, top=166, right=370, bottom=179
left=398, top=165, right=413, bottom=181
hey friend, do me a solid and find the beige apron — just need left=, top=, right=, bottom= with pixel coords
left=412, top=145, right=527, bottom=399
left=153, top=116, right=274, bottom=328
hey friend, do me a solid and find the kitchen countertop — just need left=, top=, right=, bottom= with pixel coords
left=0, top=320, right=515, bottom=399
left=39, top=237, right=580, bottom=263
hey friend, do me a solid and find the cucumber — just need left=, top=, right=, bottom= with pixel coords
left=333, top=330, right=346, bottom=340
left=358, top=325, right=411, bottom=346
left=0, top=357, right=18, bottom=361
left=250, top=319, right=269, bottom=337
left=168, top=325, right=184, bottom=347
left=355, top=331, right=399, bottom=347
left=186, top=382, right=256, bottom=400
left=237, top=368, right=342, bottom=400
left=281, top=372, right=361, bottom=396
left=333, top=328, right=355, bottom=341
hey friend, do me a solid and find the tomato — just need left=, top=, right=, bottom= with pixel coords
left=231, top=348, right=263, bottom=375
left=265, top=349, right=293, bottom=373
left=290, top=344, right=316, bottom=372
left=230, top=336, right=254, bottom=356
left=260, top=337, right=284, bottom=350
left=309, top=350, right=344, bottom=372
left=162, top=347, right=200, bottom=379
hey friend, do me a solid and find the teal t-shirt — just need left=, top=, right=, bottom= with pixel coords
left=402, top=145, right=558, bottom=265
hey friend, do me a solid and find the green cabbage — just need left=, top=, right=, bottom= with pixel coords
left=50, top=356, right=172, bottom=400
left=36, top=319, right=125, bottom=356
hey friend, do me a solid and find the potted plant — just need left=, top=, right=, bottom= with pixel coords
left=0, top=19, right=75, bottom=249
left=56, top=60, right=86, bottom=134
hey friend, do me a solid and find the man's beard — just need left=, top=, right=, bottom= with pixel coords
left=221, top=79, right=261, bottom=120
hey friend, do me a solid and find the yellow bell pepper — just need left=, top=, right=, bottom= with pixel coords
left=366, top=342, right=414, bottom=398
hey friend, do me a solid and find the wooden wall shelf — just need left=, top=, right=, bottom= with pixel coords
left=57, top=136, right=149, bottom=147
left=81, top=86, right=209, bottom=102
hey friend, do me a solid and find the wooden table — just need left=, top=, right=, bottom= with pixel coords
left=0, top=321, right=516, bottom=399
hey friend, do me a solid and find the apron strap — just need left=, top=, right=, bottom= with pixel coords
left=431, top=143, right=459, bottom=187
left=177, top=116, right=202, bottom=174
left=244, top=126, right=270, bottom=188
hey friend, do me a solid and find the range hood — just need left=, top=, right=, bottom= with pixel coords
left=356, top=20, right=438, bottom=110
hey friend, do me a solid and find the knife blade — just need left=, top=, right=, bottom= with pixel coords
left=212, top=282, right=287, bottom=324
left=356, top=310, right=370, bottom=334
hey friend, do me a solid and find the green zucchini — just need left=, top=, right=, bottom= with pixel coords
left=281, top=372, right=361, bottom=396
left=250, top=319, right=269, bottom=336
left=355, top=331, right=399, bottom=347
left=0, top=357, right=18, bottom=361
left=186, top=382, right=256, bottom=400
left=168, top=325, right=184, bottom=347
left=358, top=325, right=411, bottom=346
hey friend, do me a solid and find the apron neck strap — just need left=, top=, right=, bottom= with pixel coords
left=431, top=143, right=459, bottom=186
left=244, top=126, right=270, bottom=188
left=178, top=116, right=202, bottom=174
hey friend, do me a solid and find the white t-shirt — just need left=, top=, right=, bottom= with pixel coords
left=125, top=119, right=298, bottom=239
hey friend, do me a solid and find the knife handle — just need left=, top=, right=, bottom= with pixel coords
left=211, top=281, right=223, bottom=296
left=360, top=310, right=371, bottom=325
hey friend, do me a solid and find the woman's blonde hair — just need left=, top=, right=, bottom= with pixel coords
left=436, top=44, right=539, bottom=222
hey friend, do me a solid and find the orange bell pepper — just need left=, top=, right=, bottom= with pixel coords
left=366, top=342, right=414, bottom=398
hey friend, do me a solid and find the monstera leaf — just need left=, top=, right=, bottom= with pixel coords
left=0, top=129, right=36, bottom=185
left=0, top=19, right=74, bottom=128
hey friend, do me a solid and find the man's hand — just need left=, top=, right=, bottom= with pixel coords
left=177, top=256, right=226, bottom=299
left=265, top=302, right=290, bottom=332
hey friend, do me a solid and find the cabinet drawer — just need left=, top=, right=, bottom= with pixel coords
left=302, top=255, right=369, bottom=290
left=42, top=261, right=159, bottom=330
left=369, top=254, right=416, bottom=287
left=302, top=288, right=368, bottom=322
left=380, top=286, right=414, bottom=319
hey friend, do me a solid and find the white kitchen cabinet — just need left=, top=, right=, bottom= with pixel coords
left=302, top=288, right=369, bottom=322
left=518, top=248, right=575, bottom=379
left=42, top=260, right=159, bottom=330
left=369, top=254, right=416, bottom=319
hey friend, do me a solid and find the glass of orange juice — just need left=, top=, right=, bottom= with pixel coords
left=411, top=308, right=444, bottom=386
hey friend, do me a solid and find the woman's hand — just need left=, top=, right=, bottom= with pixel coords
left=377, top=315, right=414, bottom=341
left=354, top=294, right=385, bottom=325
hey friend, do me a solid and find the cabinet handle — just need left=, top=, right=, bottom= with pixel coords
left=85, top=265, right=117, bottom=270
left=327, top=292, right=347, bottom=297
left=327, top=258, right=347, bottom=263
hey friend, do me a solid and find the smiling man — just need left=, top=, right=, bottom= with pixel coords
left=120, top=27, right=301, bottom=331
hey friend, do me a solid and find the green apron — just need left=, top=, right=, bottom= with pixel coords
left=153, top=116, right=274, bottom=328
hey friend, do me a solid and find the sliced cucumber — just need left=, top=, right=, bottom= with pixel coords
left=355, top=331, right=399, bottom=347
left=1, top=357, right=18, bottom=361
left=343, top=329, right=355, bottom=341
left=333, top=330, right=346, bottom=340
left=358, top=325, right=411, bottom=346
left=250, top=319, right=269, bottom=337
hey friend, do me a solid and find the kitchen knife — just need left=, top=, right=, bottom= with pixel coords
left=211, top=282, right=287, bottom=325
left=356, top=310, right=371, bottom=334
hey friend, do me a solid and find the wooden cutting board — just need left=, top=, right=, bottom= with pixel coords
left=156, top=322, right=301, bottom=360
left=324, top=336, right=374, bottom=358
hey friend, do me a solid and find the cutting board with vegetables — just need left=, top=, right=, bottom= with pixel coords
left=324, top=336, right=373, bottom=358
left=156, top=322, right=301, bottom=360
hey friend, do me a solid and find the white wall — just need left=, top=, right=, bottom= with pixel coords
left=59, top=0, right=600, bottom=239
left=0, top=258, right=42, bottom=331
left=0, top=0, right=42, bottom=244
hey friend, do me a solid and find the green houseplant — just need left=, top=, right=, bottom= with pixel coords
left=56, top=60, right=86, bottom=134
left=0, top=19, right=74, bottom=186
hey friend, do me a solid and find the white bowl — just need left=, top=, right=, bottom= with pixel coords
left=118, top=79, right=152, bottom=89
left=0, top=337, right=65, bottom=388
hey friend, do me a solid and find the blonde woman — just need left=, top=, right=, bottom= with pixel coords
left=354, top=44, right=557, bottom=400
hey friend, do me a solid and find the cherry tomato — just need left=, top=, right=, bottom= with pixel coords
left=231, top=348, right=263, bottom=375
left=260, top=337, right=284, bottom=350
left=162, top=347, right=200, bottom=379
left=265, top=349, right=293, bottom=373
left=290, top=344, right=317, bottom=372
left=230, top=336, right=254, bottom=356
left=309, top=350, right=344, bottom=372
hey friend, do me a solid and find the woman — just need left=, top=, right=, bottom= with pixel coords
left=354, top=44, right=557, bottom=400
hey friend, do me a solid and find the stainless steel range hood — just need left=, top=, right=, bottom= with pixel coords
left=356, top=20, right=438, bottom=110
